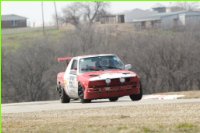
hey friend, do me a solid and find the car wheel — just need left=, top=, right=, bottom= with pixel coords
left=56, top=85, right=62, bottom=97
left=109, top=97, right=118, bottom=102
left=60, top=88, right=70, bottom=103
left=78, top=83, right=91, bottom=103
left=130, top=82, right=143, bottom=101
left=80, top=99, right=91, bottom=103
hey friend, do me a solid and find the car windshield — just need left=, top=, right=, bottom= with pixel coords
left=79, top=55, right=124, bottom=73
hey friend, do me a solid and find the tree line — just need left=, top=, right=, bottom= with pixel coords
left=2, top=2, right=200, bottom=103
left=2, top=25, right=200, bottom=103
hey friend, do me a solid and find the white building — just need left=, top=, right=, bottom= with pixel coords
left=133, top=11, right=200, bottom=30
left=97, top=14, right=125, bottom=24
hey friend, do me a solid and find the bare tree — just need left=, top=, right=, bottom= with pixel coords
left=81, top=2, right=109, bottom=24
left=60, top=2, right=109, bottom=28
left=3, top=38, right=56, bottom=102
left=3, top=23, right=200, bottom=103
left=61, top=2, right=82, bottom=27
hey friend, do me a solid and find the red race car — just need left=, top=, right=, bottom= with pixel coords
left=56, top=54, right=142, bottom=103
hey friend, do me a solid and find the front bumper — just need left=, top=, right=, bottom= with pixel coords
left=84, top=85, right=140, bottom=100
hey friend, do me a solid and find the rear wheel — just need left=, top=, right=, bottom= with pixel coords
left=80, top=99, right=91, bottom=103
left=109, top=97, right=118, bottom=102
left=56, top=85, right=62, bottom=96
left=60, top=88, right=70, bottom=103
left=78, top=83, right=91, bottom=103
left=130, top=82, right=143, bottom=101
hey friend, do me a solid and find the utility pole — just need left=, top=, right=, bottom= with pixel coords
left=41, top=2, right=45, bottom=35
left=54, top=2, right=59, bottom=30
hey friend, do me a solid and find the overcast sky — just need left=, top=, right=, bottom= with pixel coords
left=2, top=2, right=171, bottom=27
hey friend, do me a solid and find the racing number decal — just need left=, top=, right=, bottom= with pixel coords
left=68, top=75, right=78, bottom=97
left=68, top=59, right=78, bottom=97
left=69, top=76, right=75, bottom=89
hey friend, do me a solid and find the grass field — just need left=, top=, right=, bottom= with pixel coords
left=2, top=24, right=177, bottom=51
left=2, top=26, right=65, bottom=48
left=3, top=102, right=200, bottom=133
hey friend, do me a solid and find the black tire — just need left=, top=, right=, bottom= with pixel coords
left=60, top=88, right=70, bottom=103
left=73, top=98, right=79, bottom=101
left=130, top=82, right=143, bottom=101
left=80, top=99, right=91, bottom=103
left=78, top=83, right=91, bottom=103
left=109, top=97, right=118, bottom=102
left=56, top=85, right=62, bottom=96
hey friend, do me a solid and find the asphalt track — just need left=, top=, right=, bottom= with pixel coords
left=2, top=96, right=200, bottom=114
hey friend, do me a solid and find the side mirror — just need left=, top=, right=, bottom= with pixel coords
left=125, top=64, right=132, bottom=70
left=70, top=70, right=77, bottom=75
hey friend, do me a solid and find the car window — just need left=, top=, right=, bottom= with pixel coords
left=71, top=60, right=77, bottom=70
left=79, top=56, right=124, bottom=73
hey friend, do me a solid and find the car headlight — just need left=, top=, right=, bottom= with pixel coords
left=105, top=78, right=111, bottom=84
left=120, top=78, right=125, bottom=83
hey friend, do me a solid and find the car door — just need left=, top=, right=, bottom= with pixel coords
left=67, top=59, right=78, bottom=98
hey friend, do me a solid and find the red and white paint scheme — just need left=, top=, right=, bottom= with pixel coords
left=56, top=54, right=142, bottom=103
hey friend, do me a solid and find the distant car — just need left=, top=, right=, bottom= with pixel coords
left=56, top=54, right=142, bottom=103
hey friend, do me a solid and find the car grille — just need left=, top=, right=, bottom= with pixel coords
left=89, top=77, right=138, bottom=88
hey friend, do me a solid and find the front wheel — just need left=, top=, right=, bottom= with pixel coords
left=130, top=82, right=143, bottom=101
left=80, top=99, right=91, bottom=103
left=78, top=83, right=91, bottom=103
left=60, top=88, right=70, bottom=103
left=109, top=97, right=118, bottom=102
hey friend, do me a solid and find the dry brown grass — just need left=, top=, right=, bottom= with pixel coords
left=156, top=90, right=200, bottom=99
left=3, top=103, right=200, bottom=133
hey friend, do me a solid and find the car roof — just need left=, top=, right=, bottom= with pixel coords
left=74, top=54, right=116, bottom=60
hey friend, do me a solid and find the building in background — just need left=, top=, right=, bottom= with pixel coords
left=2, top=14, right=27, bottom=28
left=123, top=9, right=158, bottom=23
left=132, top=7, right=200, bottom=30
left=153, top=6, right=184, bottom=13
left=98, top=14, right=125, bottom=24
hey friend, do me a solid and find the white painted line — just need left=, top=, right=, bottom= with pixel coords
left=143, top=95, right=185, bottom=100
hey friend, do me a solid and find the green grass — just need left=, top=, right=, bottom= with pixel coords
left=2, top=24, right=178, bottom=49
left=176, top=123, right=199, bottom=133
left=2, top=27, right=64, bottom=48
